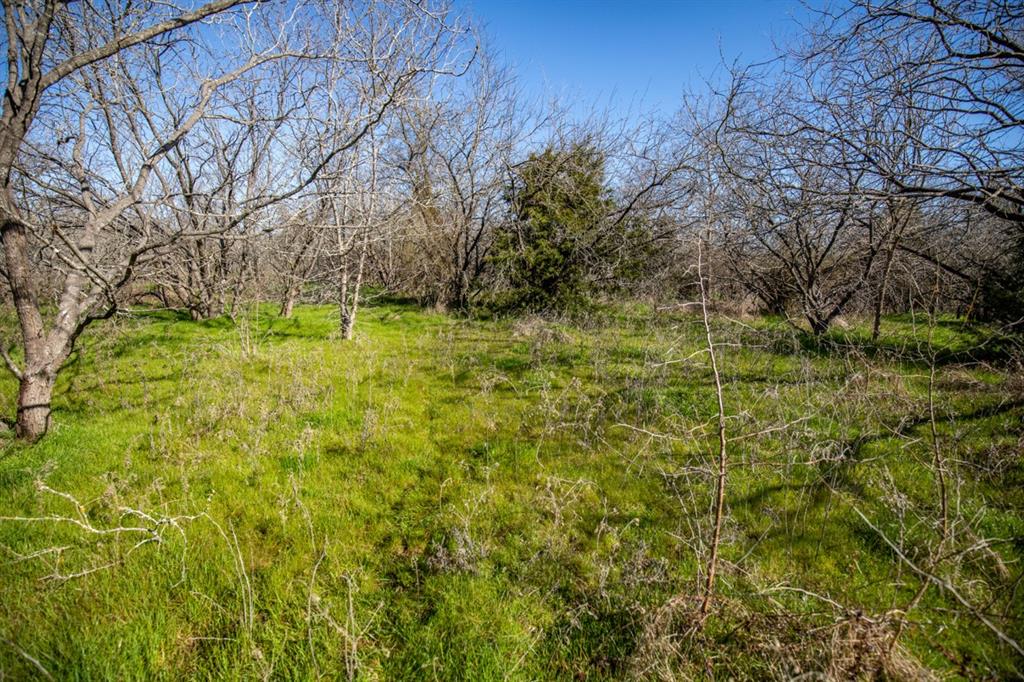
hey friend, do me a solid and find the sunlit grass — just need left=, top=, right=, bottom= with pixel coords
left=0, top=302, right=1020, bottom=679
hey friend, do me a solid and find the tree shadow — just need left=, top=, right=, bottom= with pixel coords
left=730, top=397, right=1024, bottom=557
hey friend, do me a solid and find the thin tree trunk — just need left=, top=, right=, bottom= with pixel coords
left=873, top=211, right=905, bottom=341
left=280, top=286, right=298, bottom=318
left=340, top=131, right=377, bottom=340
left=341, top=235, right=368, bottom=340
left=697, top=237, right=728, bottom=625
left=808, top=314, right=830, bottom=337
left=872, top=243, right=896, bottom=342
left=338, top=260, right=351, bottom=338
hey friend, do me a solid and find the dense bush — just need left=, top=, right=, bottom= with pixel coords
left=489, top=143, right=653, bottom=313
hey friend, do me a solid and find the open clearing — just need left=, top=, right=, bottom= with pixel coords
left=1, top=302, right=1021, bottom=679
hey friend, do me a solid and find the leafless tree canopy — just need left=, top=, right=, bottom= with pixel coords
left=0, top=0, right=469, bottom=440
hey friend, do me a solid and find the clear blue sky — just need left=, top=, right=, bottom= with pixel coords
left=459, top=0, right=816, bottom=117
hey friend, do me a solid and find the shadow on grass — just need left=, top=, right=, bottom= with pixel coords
left=793, top=324, right=1020, bottom=368
left=732, top=397, right=1024, bottom=559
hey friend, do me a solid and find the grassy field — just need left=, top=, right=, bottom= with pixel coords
left=0, top=301, right=1021, bottom=679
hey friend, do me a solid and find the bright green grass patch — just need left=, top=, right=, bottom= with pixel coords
left=0, top=303, right=1021, bottom=679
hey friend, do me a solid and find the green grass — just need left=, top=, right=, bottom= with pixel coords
left=0, top=303, right=1021, bottom=679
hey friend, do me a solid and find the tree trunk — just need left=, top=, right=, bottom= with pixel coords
left=338, top=259, right=351, bottom=337
left=339, top=234, right=368, bottom=340
left=808, top=315, right=830, bottom=337
left=872, top=234, right=901, bottom=342
left=280, top=287, right=297, bottom=318
left=448, top=270, right=469, bottom=311
left=16, top=371, right=56, bottom=441
left=340, top=309, right=355, bottom=340
left=339, top=269, right=361, bottom=340
left=1, top=215, right=59, bottom=442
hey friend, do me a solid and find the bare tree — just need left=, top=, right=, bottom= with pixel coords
left=0, top=0, right=269, bottom=440
left=715, top=76, right=887, bottom=335
left=696, top=236, right=728, bottom=625
left=274, top=204, right=328, bottom=319
left=390, top=50, right=532, bottom=310
left=807, top=0, right=1024, bottom=226
left=0, top=0, right=470, bottom=440
left=330, top=137, right=379, bottom=340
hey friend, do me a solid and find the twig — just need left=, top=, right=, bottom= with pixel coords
left=697, top=236, right=729, bottom=625
left=853, top=506, right=1024, bottom=658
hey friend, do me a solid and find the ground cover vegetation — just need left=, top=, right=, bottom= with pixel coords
left=1, top=303, right=1021, bottom=679
left=1, top=0, right=1023, bottom=678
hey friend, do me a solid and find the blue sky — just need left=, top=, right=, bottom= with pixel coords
left=458, top=0, right=815, bottom=117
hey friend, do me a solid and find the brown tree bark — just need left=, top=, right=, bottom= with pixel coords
left=0, top=0, right=248, bottom=440
left=16, top=371, right=56, bottom=441
left=280, top=288, right=298, bottom=319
